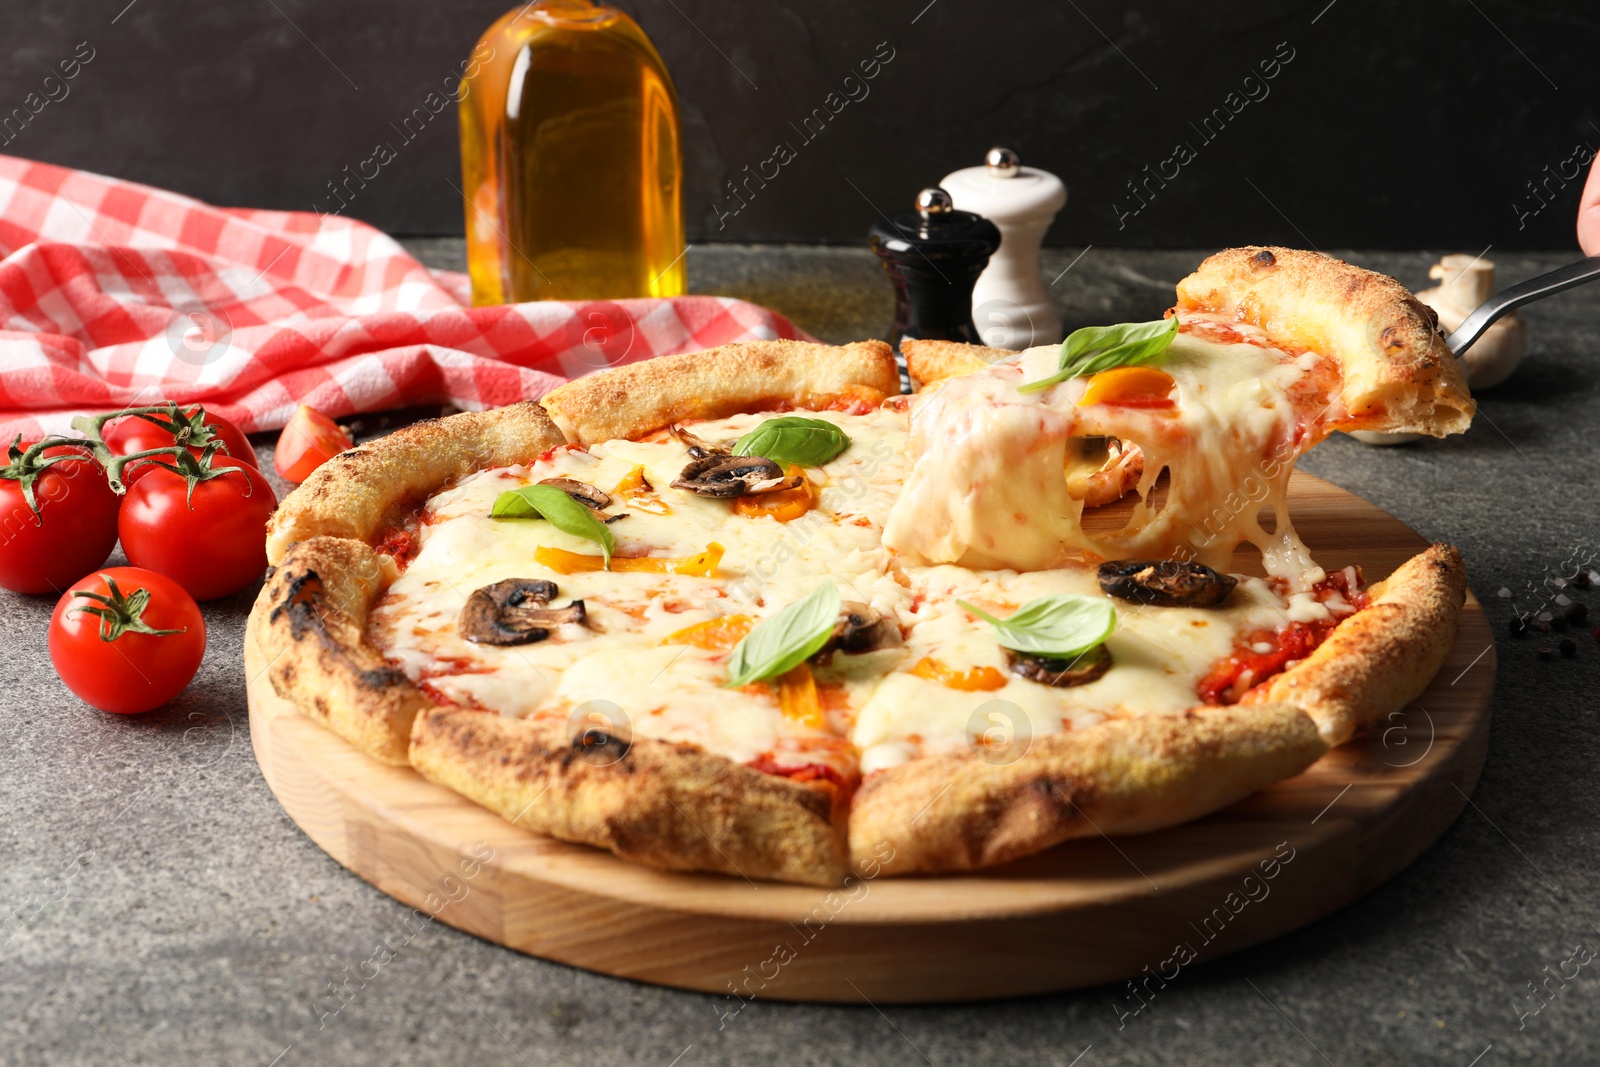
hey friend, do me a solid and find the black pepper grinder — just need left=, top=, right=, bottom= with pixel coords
left=869, top=186, right=1001, bottom=390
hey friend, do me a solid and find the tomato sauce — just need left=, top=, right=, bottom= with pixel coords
left=417, top=680, right=487, bottom=709
left=373, top=523, right=421, bottom=572
left=819, top=385, right=886, bottom=414
left=535, top=442, right=586, bottom=464
left=746, top=755, right=856, bottom=814
left=1197, top=569, right=1368, bottom=705
left=1102, top=396, right=1176, bottom=410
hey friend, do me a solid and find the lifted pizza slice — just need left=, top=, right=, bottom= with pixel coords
left=891, top=246, right=1471, bottom=585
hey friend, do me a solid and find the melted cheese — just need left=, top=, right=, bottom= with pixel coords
left=369, top=407, right=914, bottom=775
left=855, top=565, right=1298, bottom=760
left=883, top=315, right=1339, bottom=589
left=369, top=342, right=1344, bottom=778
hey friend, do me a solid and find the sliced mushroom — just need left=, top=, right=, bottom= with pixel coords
left=818, top=601, right=903, bottom=657
left=458, top=578, right=587, bottom=646
left=671, top=454, right=803, bottom=497
left=669, top=423, right=730, bottom=458
left=537, top=477, right=612, bottom=510
left=1097, top=559, right=1237, bottom=608
left=1006, top=644, right=1112, bottom=687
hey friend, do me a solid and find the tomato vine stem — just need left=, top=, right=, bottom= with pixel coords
left=67, top=574, right=185, bottom=642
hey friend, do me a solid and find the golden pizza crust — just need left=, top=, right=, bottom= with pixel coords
left=540, top=338, right=900, bottom=445
left=265, top=401, right=566, bottom=565
left=1250, top=543, right=1468, bottom=745
left=849, top=703, right=1327, bottom=876
left=410, top=707, right=847, bottom=886
left=1175, top=247, right=1474, bottom=435
left=903, top=338, right=1012, bottom=388
left=249, top=536, right=429, bottom=766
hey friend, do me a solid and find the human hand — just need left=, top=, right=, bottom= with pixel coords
left=1579, top=155, right=1600, bottom=255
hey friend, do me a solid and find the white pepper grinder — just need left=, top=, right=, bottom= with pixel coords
left=941, top=147, right=1067, bottom=350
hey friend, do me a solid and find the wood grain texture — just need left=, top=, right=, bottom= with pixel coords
left=244, top=471, right=1494, bottom=1003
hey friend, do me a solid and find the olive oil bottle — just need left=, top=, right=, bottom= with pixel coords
left=458, top=0, right=685, bottom=304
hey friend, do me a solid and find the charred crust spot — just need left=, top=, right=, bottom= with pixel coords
left=1250, top=249, right=1276, bottom=269
left=1034, top=776, right=1087, bottom=819
left=356, top=666, right=408, bottom=688
left=564, top=729, right=632, bottom=769
left=272, top=570, right=330, bottom=640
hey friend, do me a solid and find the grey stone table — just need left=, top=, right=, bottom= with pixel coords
left=4, top=244, right=1597, bottom=1067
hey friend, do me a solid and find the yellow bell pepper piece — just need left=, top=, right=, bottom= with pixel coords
left=534, top=542, right=724, bottom=576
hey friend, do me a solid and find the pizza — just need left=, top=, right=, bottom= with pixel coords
left=250, top=247, right=1473, bottom=887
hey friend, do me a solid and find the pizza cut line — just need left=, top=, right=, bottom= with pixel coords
left=251, top=247, right=1473, bottom=887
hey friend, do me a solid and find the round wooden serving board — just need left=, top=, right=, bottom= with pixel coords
left=245, top=471, right=1495, bottom=1003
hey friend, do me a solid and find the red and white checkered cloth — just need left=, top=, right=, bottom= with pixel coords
left=0, top=154, right=811, bottom=442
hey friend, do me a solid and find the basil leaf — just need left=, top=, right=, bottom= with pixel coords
left=727, top=581, right=841, bottom=687
left=732, top=417, right=850, bottom=468
left=491, top=484, right=614, bottom=565
left=957, top=595, right=1117, bottom=658
left=1018, top=317, right=1179, bottom=394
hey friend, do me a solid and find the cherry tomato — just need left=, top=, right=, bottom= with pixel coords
left=274, top=404, right=353, bottom=484
left=118, top=455, right=277, bottom=601
left=50, top=567, right=205, bottom=714
left=0, top=442, right=120, bottom=594
left=105, top=406, right=259, bottom=470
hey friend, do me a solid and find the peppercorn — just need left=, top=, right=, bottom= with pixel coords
left=1560, top=638, right=1577, bottom=658
left=1574, top=570, right=1593, bottom=590
left=1537, top=647, right=1554, bottom=661
left=1563, top=602, right=1588, bottom=625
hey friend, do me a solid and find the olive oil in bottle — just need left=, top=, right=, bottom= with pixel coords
left=459, top=0, right=685, bottom=304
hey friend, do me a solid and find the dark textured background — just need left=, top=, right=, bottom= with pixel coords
left=2, top=0, right=1594, bottom=248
